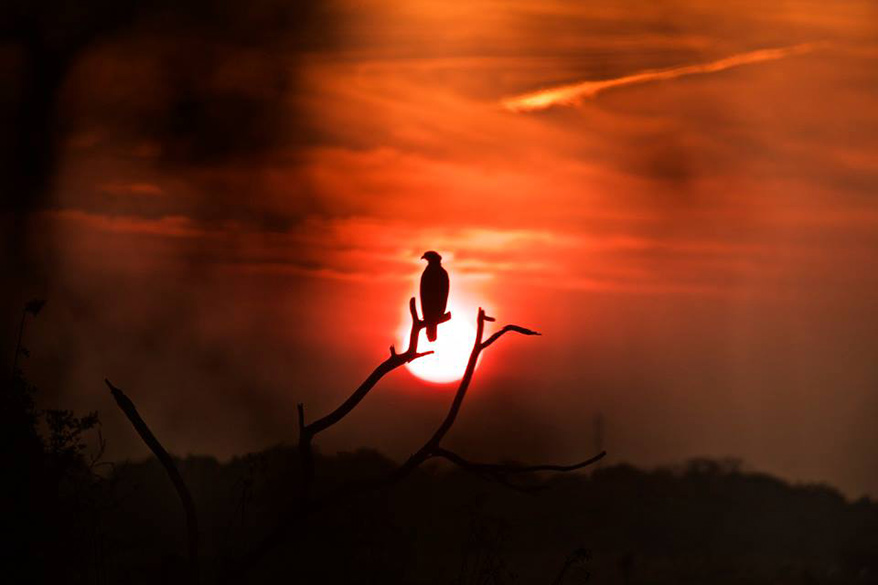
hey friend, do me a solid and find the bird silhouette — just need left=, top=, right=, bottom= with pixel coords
left=420, top=251, right=449, bottom=342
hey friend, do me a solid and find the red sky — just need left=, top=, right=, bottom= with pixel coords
left=7, top=0, right=878, bottom=497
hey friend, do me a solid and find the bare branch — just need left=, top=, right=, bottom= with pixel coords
left=105, top=378, right=199, bottom=582
left=389, top=308, right=488, bottom=482
left=429, top=448, right=543, bottom=493
left=384, top=308, right=594, bottom=494
left=390, top=308, right=544, bottom=484
left=425, top=448, right=605, bottom=493
left=297, top=403, right=315, bottom=500
left=234, top=296, right=443, bottom=579
left=481, top=325, right=540, bottom=350
left=305, top=297, right=430, bottom=437
left=234, top=304, right=575, bottom=579
left=244, top=296, right=440, bottom=579
left=431, top=447, right=606, bottom=476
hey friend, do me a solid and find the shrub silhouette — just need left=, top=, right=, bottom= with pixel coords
left=2, top=300, right=103, bottom=584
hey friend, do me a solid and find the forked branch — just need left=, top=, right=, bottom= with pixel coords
left=225, top=298, right=447, bottom=579
left=232, top=306, right=602, bottom=580
left=387, top=308, right=600, bottom=488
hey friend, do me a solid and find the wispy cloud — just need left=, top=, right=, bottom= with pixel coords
left=99, top=182, right=164, bottom=196
left=502, top=43, right=823, bottom=113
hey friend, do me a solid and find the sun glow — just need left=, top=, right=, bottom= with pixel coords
left=400, top=301, right=479, bottom=384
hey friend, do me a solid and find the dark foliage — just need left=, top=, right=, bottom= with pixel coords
left=2, top=302, right=103, bottom=584
left=31, top=446, right=871, bottom=585
left=2, top=373, right=105, bottom=584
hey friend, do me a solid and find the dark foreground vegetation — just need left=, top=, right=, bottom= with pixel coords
left=6, top=431, right=878, bottom=585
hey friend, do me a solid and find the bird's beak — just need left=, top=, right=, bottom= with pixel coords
left=420, top=254, right=427, bottom=260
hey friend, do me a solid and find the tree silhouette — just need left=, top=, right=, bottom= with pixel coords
left=106, top=296, right=607, bottom=583
left=3, top=299, right=105, bottom=584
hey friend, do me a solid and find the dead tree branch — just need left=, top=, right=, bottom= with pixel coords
left=223, top=299, right=446, bottom=580
left=386, top=308, right=603, bottom=490
left=229, top=306, right=602, bottom=581
left=432, top=447, right=607, bottom=475
left=105, top=378, right=199, bottom=582
left=430, top=447, right=607, bottom=491
left=296, top=297, right=442, bottom=497
left=480, top=324, right=540, bottom=350
left=390, top=308, right=548, bottom=483
left=306, top=298, right=438, bottom=436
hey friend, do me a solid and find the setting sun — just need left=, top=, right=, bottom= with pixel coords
left=400, top=302, right=479, bottom=384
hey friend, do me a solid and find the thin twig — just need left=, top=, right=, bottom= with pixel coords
left=481, top=324, right=540, bottom=350
left=432, top=447, right=606, bottom=474
left=430, top=447, right=606, bottom=491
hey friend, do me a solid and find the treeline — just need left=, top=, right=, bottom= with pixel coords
left=22, top=445, right=874, bottom=585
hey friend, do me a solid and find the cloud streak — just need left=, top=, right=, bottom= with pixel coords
left=502, top=43, right=822, bottom=113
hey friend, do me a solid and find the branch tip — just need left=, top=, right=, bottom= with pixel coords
left=431, top=447, right=606, bottom=489
left=480, top=324, right=541, bottom=350
left=408, top=297, right=422, bottom=325
left=104, top=378, right=129, bottom=405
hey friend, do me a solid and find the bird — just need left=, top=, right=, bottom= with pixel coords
left=419, top=251, right=449, bottom=342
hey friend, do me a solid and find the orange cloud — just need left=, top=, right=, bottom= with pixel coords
left=99, top=182, right=164, bottom=196
left=501, top=43, right=824, bottom=113
left=52, top=209, right=201, bottom=238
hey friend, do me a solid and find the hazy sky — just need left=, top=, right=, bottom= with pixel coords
left=6, top=0, right=878, bottom=497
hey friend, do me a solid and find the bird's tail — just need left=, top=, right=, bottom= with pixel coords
left=426, top=323, right=438, bottom=342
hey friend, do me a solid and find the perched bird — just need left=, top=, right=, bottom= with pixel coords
left=420, top=251, right=449, bottom=342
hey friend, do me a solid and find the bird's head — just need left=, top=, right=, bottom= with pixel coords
left=421, top=250, right=442, bottom=264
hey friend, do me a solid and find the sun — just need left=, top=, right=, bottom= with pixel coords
left=399, top=302, right=479, bottom=384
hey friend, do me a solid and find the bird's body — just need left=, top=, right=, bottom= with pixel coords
left=420, top=251, right=449, bottom=342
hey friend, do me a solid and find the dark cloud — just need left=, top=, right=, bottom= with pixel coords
left=129, top=0, right=337, bottom=167
left=1, top=0, right=340, bottom=349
